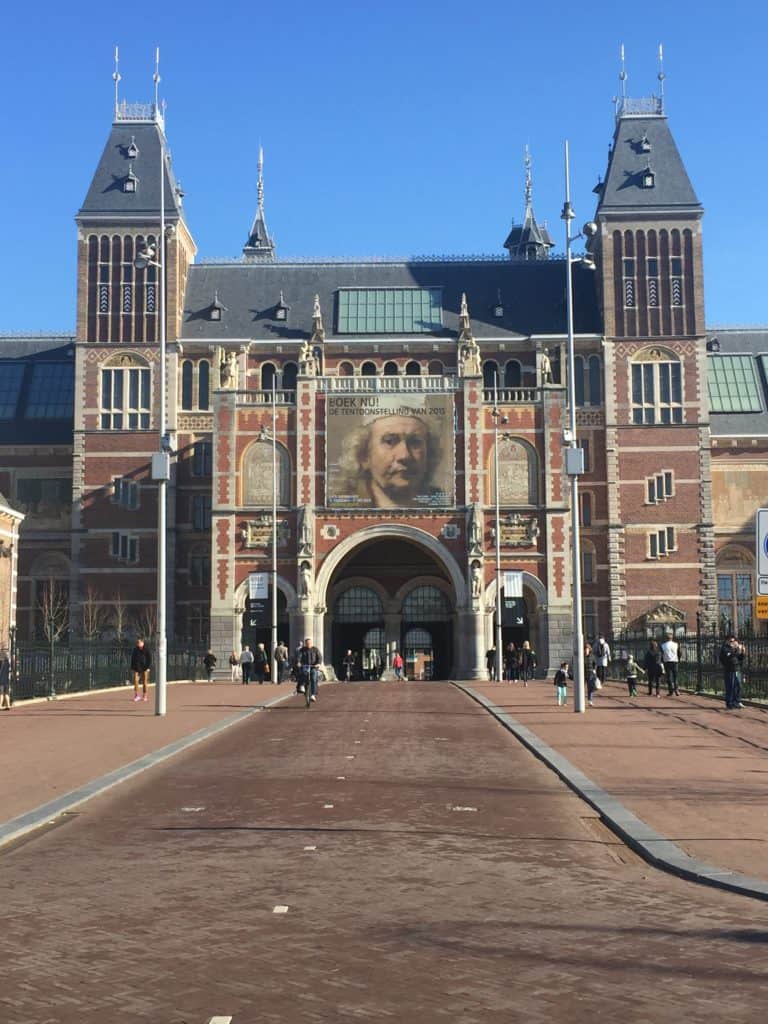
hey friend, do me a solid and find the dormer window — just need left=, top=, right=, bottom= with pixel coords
left=209, top=290, right=226, bottom=322
left=640, top=132, right=652, bottom=153
left=641, top=165, right=655, bottom=189
left=127, top=136, right=139, bottom=159
left=123, top=163, right=138, bottom=193
left=275, top=290, right=289, bottom=321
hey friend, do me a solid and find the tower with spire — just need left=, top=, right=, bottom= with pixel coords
left=243, top=147, right=275, bottom=260
left=503, top=148, right=554, bottom=261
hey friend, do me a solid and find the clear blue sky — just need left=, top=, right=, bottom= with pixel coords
left=2, top=0, right=766, bottom=332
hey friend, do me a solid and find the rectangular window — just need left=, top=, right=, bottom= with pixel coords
left=16, top=477, right=70, bottom=514
left=113, top=477, right=139, bottom=510
left=192, top=441, right=213, bottom=477
left=581, top=440, right=591, bottom=473
left=647, top=470, right=674, bottom=504
left=337, top=288, right=443, bottom=334
left=583, top=599, right=597, bottom=641
left=580, top=492, right=592, bottom=526
left=110, top=531, right=139, bottom=563
left=101, top=367, right=150, bottom=430
left=192, top=495, right=212, bottom=530
left=190, top=554, right=211, bottom=587
left=632, top=360, right=683, bottom=425
left=708, top=355, right=762, bottom=414
left=583, top=550, right=594, bottom=583
left=649, top=527, right=675, bottom=559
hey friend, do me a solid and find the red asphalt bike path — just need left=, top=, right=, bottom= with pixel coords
left=1, top=676, right=767, bottom=886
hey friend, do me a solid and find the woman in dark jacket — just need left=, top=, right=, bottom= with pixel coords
left=203, top=650, right=217, bottom=682
left=643, top=640, right=664, bottom=697
left=253, top=642, right=270, bottom=684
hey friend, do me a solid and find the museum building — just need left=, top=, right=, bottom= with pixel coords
left=1, top=77, right=767, bottom=678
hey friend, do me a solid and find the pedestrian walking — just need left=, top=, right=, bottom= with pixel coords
left=253, top=642, right=270, bottom=684
left=0, top=649, right=11, bottom=710
left=643, top=639, right=664, bottom=697
left=504, top=643, right=519, bottom=682
left=130, top=638, right=151, bottom=702
left=521, top=640, right=537, bottom=686
left=229, top=651, right=240, bottom=682
left=342, top=649, right=356, bottom=681
left=719, top=633, right=745, bottom=709
left=593, top=635, right=610, bottom=685
left=392, top=650, right=404, bottom=681
left=485, top=645, right=496, bottom=680
left=554, top=661, right=569, bottom=706
left=625, top=653, right=644, bottom=697
left=586, top=666, right=600, bottom=706
left=240, top=645, right=254, bottom=684
left=203, top=649, right=217, bottom=682
left=661, top=632, right=680, bottom=695
left=275, top=641, right=289, bottom=683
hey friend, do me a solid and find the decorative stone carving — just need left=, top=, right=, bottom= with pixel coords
left=540, top=347, right=553, bottom=384
left=457, top=293, right=482, bottom=377
left=298, top=506, right=314, bottom=556
left=241, top=516, right=288, bottom=548
left=299, top=561, right=313, bottom=607
left=497, top=513, right=540, bottom=548
left=467, top=503, right=483, bottom=556
left=470, top=559, right=483, bottom=606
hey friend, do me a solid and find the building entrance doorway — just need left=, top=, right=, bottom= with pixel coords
left=242, top=588, right=288, bottom=654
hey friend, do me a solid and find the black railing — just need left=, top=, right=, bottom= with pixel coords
left=607, top=632, right=768, bottom=703
left=9, top=641, right=200, bottom=702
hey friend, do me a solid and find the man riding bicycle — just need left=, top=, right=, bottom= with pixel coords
left=296, top=637, right=322, bottom=702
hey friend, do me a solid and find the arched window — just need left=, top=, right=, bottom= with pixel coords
left=582, top=540, right=596, bottom=584
left=282, top=362, right=298, bottom=389
left=504, top=360, right=522, bottom=387
left=428, top=359, right=443, bottom=376
left=402, top=585, right=451, bottom=620
left=261, top=363, right=276, bottom=390
left=490, top=437, right=539, bottom=505
left=588, top=355, right=602, bottom=406
left=241, top=440, right=290, bottom=506
left=383, top=361, right=399, bottom=376
left=405, top=360, right=421, bottom=376
left=100, top=352, right=151, bottom=430
left=631, top=347, right=683, bottom=424
left=334, top=586, right=384, bottom=622
left=483, top=360, right=499, bottom=389
left=198, top=360, right=210, bottom=409
left=361, top=361, right=377, bottom=376
left=338, top=361, right=354, bottom=377
left=181, top=360, right=194, bottom=410
left=717, top=547, right=755, bottom=636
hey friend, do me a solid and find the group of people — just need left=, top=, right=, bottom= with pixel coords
left=486, top=641, right=537, bottom=683
left=340, top=649, right=404, bottom=681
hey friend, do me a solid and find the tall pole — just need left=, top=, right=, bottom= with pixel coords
left=562, top=140, right=585, bottom=713
left=493, top=375, right=503, bottom=682
left=155, top=121, right=168, bottom=717
left=271, top=376, right=278, bottom=681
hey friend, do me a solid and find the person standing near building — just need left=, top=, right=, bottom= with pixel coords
left=593, top=635, right=610, bottom=685
left=130, top=638, right=151, bottom=703
left=719, top=633, right=745, bottom=709
left=202, top=649, right=217, bottom=682
left=643, top=639, right=664, bottom=697
left=504, top=643, right=519, bottom=682
left=392, top=650, right=404, bottom=681
left=625, top=653, right=644, bottom=697
left=275, top=641, right=289, bottom=683
left=485, top=645, right=496, bottom=681
left=253, top=642, right=270, bottom=684
left=240, top=645, right=254, bottom=684
left=553, top=662, right=569, bottom=706
left=342, top=649, right=356, bottom=682
left=661, top=632, right=680, bottom=696
left=0, top=649, right=11, bottom=710
left=229, top=651, right=240, bottom=682
left=521, top=640, right=537, bottom=686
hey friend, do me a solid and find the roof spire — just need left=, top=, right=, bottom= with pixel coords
left=153, top=47, right=161, bottom=121
left=619, top=43, right=628, bottom=101
left=524, top=145, right=533, bottom=211
left=243, top=146, right=276, bottom=261
left=657, top=43, right=666, bottom=112
left=503, top=147, right=554, bottom=261
left=113, top=46, right=121, bottom=118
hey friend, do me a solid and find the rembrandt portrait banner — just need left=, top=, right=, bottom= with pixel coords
left=326, top=393, right=455, bottom=509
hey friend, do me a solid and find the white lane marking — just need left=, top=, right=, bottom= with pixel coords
left=208, top=1017, right=233, bottom=1024
left=449, top=805, right=478, bottom=812
left=273, top=905, right=289, bottom=914
left=181, top=806, right=206, bottom=812
left=346, top=755, right=355, bottom=759
left=323, top=803, right=334, bottom=808
left=354, top=740, right=362, bottom=744
left=304, top=845, right=317, bottom=851
left=336, top=776, right=346, bottom=780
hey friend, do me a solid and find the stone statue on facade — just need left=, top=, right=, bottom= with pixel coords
left=298, top=506, right=314, bottom=556
left=219, top=350, right=238, bottom=389
left=470, top=560, right=483, bottom=605
left=298, top=338, right=318, bottom=376
left=467, top=503, right=483, bottom=556
left=457, top=292, right=482, bottom=377
left=540, top=347, right=553, bottom=385
left=299, top=561, right=313, bottom=601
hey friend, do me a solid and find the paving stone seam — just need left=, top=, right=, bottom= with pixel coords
left=456, top=682, right=768, bottom=904
left=0, top=689, right=295, bottom=852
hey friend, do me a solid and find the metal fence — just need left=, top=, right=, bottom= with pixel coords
left=8, top=641, right=200, bottom=702
left=608, top=633, right=768, bottom=703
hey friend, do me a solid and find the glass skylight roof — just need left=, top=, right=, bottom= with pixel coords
left=337, top=288, right=443, bottom=334
left=0, top=364, right=24, bottom=419
left=707, top=355, right=762, bottom=414
left=25, top=363, right=74, bottom=419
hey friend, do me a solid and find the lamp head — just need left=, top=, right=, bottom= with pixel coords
left=582, top=221, right=598, bottom=238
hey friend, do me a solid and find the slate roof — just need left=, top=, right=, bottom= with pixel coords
left=596, top=113, right=701, bottom=214
left=0, top=337, right=75, bottom=446
left=180, top=258, right=603, bottom=344
left=707, top=328, right=768, bottom=436
left=77, top=120, right=185, bottom=224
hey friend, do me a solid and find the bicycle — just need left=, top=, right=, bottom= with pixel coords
left=299, top=665, right=317, bottom=707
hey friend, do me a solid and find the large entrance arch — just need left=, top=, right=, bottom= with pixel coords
left=318, top=527, right=466, bottom=679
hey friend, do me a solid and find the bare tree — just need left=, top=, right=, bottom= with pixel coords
left=110, top=590, right=131, bottom=644
left=133, top=604, right=158, bottom=642
left=81, top=584, right=109, bottom=640
left=38, top=578, right=69, bottom=697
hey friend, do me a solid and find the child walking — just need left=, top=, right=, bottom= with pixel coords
left=625, top=654, right=645, bottom=697
left=554, top=661, right=569, bottom=706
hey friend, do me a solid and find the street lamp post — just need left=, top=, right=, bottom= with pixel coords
left=492, top=376, right=507, bottom=682
left=270, top=376, right=278, bottom=681
left=561, top=140, right=597, bottom=714
left=136, top=124, right=169, bottom=717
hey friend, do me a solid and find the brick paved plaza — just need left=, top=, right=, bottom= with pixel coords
left=2, top=680, right=768, bottom=1023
